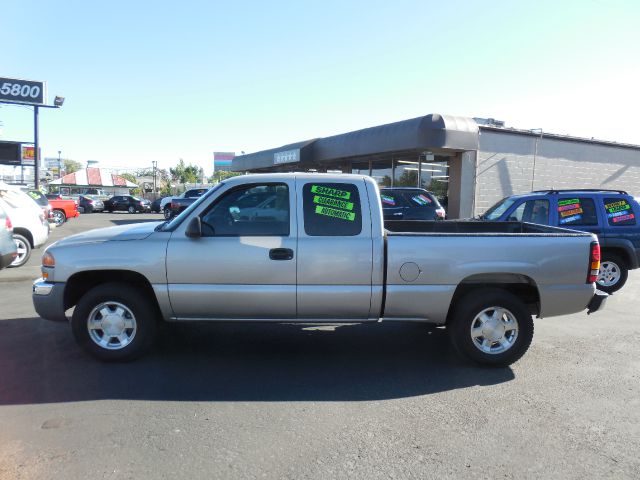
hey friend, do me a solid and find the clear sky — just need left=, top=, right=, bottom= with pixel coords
left=1, top=0, right=639, bottom=174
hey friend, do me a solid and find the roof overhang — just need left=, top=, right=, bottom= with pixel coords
left=232, top=114, right=479, bottom=171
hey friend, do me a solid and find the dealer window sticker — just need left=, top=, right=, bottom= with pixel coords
left=310, top=185, right=351, bottom=200
left=558, top=198, right=584, bottom=224
left=604, top=199, right=636, bottom=225
left=381, top=194, right=396, bottom=206
left=411, top=194, right=432, bottom=205
left=310, top=184, right=357, bottom=222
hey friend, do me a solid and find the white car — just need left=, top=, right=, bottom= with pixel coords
left=0, top=183, right=50, bottom=267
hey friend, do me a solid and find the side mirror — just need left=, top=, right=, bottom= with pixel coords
left=185, top=217, right=202, bottom=238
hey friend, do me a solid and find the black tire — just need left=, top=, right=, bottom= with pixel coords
left=163, top=207, right=172, bottom=220
left=448, top=288, right=534, bottom=367
left=52, top=209, right=66, bottom=226
left=71, top=282, right=158, bottom=362
left=597, top=253, right=628, bottom=294
left=8, top=233, right=31, bottom=268
left=128, top=206, right=136, bottom=214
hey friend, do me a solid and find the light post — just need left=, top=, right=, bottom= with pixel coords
left=57, top=150, right=61, bottom=179
left=152, top=160, right=157, bottom=196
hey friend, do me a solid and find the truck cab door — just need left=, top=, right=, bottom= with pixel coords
left=165, top=180, right=297, bottom=320
left=295, top=179, right=374, bottom=319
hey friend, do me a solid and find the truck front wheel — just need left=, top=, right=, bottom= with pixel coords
left=71, top=282, right=158, bottom=362
left=449, top=289, right=534, bottom=367
left=163, top=207, right=172, bottom=219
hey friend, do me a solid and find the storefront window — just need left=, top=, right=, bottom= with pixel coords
left=394, top=159, right=419, bottom=187
left=371, top=159, right=392, bottom=187
left=351, top=161, right=370, bottom=176
left=420, top=156, right=449, bottom=205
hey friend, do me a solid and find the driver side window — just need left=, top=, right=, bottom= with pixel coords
left=200, top=183, right=290, bottom=237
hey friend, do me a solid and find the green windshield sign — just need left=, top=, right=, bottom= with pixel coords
left=310, top=185, right=351, bottom=200
left=313, top=195, right=354, bottom=211
left=315, top=205, right=356, bottom=221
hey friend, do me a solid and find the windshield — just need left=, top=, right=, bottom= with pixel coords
left=481, top=197, right=517, bottom=220
left=159, top=184, right=223, bottom=231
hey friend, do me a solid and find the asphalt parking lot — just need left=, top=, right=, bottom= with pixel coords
left=0, top=212, right=638, bottom=479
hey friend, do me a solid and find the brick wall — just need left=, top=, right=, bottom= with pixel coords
left=474, top=129, right=640, bottom=216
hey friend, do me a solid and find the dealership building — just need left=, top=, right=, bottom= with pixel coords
left=231, top=114, right=640, bottom=218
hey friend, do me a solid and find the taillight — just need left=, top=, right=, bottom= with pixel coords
left=587, top=242, right=600, bottom=283
left=435, top=208, right=446, bottom=219
left=5, top=215, right=12, bottom=230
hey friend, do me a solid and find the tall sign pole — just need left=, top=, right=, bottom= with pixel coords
left=34, top=105, right=40, bottom=189
left=0, top=76, right=62, bottom=188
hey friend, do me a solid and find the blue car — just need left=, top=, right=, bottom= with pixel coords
left=481, top=189, right=640, bottom=293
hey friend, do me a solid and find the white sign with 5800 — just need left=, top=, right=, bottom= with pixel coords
left=0, top=77, right=45, bottom=105
left=0, top=82, right=41, bottom=99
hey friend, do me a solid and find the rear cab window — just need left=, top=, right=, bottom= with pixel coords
left=302, top=182, right=362, bottom=236
left=603, top=198, right=636, bottom=226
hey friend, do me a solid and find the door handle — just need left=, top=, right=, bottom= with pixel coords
left=392, top=212, right=403, bottom=216
left=269, top=248, right=294, bottom=261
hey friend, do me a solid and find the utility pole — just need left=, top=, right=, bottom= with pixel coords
left=34, top=106, right=39, bottom=189
left=152, top=160, right=157, bottom=196
left=58, top=150, right=62, bottom=179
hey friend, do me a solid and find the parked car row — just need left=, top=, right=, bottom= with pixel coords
left=103, top=195, right=151, bottom=213
left=0, top=183, right=50, bottom=268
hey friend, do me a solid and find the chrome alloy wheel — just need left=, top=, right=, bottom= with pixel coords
left=87, top=302, right=138, bottom=350
left=597, top=261, right=621, bottom=287
left=11, top=237, right=29, bottom=266
left=52, top=210, right=65, bottom=226
left=470, top=307, right=519, bottom=355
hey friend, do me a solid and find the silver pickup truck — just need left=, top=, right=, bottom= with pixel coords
left=33, top=173, right=607, bottom=366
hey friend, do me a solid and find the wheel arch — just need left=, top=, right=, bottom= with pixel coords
left=64, top=270, right=160, bottom=314
left=600, top=246, right=634, bottom=269
left=12, top=228, right=34, bottom=248
left=446, top=273, right=540, bottom=324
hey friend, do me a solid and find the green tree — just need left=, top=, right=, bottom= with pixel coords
left=63, top=159, right=83, bottom=174
left=119, top=172, right=141, bottom=195
left=135, top=168, right=155, bottom=177
left=170, top=159, right=201, bottom=185
left=395, top=170, right=419, bottom=187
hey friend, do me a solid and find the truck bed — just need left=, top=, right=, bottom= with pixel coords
left=385, top=220, right=592, bottom=236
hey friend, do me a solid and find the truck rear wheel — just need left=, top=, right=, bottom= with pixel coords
left=597, top=253, right=628, bottom=294
left=52, top=209, right=66, bottom=226
left=449, top=289, right=534, bottom=367
left=71, top=282, right=158, bottom=362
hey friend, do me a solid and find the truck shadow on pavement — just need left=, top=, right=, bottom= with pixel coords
left=0, top=318, right=514, bottom=405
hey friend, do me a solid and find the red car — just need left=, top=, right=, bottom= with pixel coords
left=45, top=193, right=80, bottom=226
